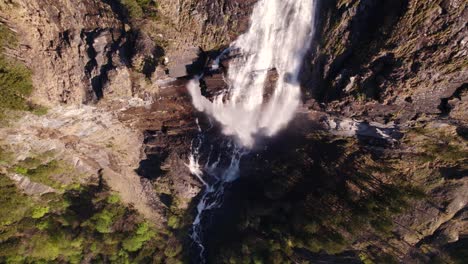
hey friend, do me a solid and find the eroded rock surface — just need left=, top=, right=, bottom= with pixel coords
left=308, top=0, right=467, bottom=123
left=0, top=104, right=164, bottom=222
left=0, top=0, right=134, bottom=105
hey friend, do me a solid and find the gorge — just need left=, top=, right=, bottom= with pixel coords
left=187, top=0, right=317, bottom=261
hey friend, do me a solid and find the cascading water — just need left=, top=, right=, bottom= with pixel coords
left=188, top=0, right=316, bottom=147
left=187, top=0, right=316, bottom=262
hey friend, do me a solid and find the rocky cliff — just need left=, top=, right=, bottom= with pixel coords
left=0, top=0, right=131, bottom=105
left=0, top=0, right=466, bottom=263
left=308, top=0, right=467, bottom=124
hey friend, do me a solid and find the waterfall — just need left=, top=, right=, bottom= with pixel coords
left=187, top=0, right=317, bottom=262
left=188, top=0, right=316, bottom=147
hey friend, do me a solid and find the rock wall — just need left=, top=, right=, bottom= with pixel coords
left=306, top=0, right=467, bottom=124
left=0, top=0, right=256, bottom=106
left=0, top=0, right=135, bottom=106
left=157, top=0, right=255, bottom=52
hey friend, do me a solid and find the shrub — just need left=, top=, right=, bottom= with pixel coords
left=29, top=233, right=61, bottom=261
left=0, top=56, right=33, bottom=113
left=119, top=0, right=157, bottom=19
left=122, top=223, right=154, bottom=252
left=23, top=160, right=63, bottom=188
left=120, top=0, right=144, bottom=18
left=14, top=166, right=28, bottom=175
left=0, top=147, right=13, bottom=166
left=164, top=243, right=182, bottom=258
left=107, top=193, right=120, bottom=204
left=167, top=215, right=180, bottom=229
left=93, top=209, right=115, bottom=234
left=0, top=24, right=35, bottom=119
left=0, top=23, right=16, bottom=45
left=0, top=176, right=32, bottom=226
left=0, top=178, right=170, bottom=263
left=31, top=206, right=49, bottom=219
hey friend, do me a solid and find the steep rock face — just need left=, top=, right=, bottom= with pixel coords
left=117, top=88, right=202, bottom=212
left=0, top=105, right=165, bottom=222
left=157, top=0, right=255, bottom=52
left=307, top=0, right=467, bottom=123
left=0, top=0, right=132, bottom=106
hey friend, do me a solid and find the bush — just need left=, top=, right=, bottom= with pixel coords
left=28, top=233, right=61, bottom=261
left=93, top=209, right=115, bottom=234
left=119, top=0, right=157, bottom=19
left=0, top=178, right=177, bottom=263
left=164, top=242, right=182, bottom=258
left=0, top=56, right=33, bottom=112
left=120, top=0, right=144, bottom=18
left=31, top=206, right=49, bottom=219
left=0, top=176, right=32, bottom=226
left=122, top=222, right=155, bottom=252
left=25, top=160, right=64, bottom=189
left=167, top=215, right=180, bottom=229
left=0, top=24, right=33, bottom=119
left=107, top=193, right=120, bottom=204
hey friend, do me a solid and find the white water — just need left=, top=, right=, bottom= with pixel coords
left=188, top=0, right=316, bottom=147
left=187, top=128, right=246, bottom=262
left=187, top=0, right=317, bottom=262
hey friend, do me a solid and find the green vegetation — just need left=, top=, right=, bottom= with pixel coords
left=0, top=56, right=33, bottom=115
left=0, top=175, right=33, bottom=227
left=122, top=222, right=155, bottom=252
left=167, top=215, right=181, bottom=229
left=405, top=126, right=467, bottom=164
left=0, top=24, right=33, bottom=119
left=31, top=206, right=49, bottom=219
left=0, top=23, right=49, bottom=120
left=0, top=173, right=185, bottom=263
left=12, top=158, right=72, bottom=189
left=206, top=124, right=466, bottom=263
left=119, top=0, right=158, bottom=19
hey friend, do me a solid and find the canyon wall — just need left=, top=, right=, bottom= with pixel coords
left=307, top=0, right=467, bottom=123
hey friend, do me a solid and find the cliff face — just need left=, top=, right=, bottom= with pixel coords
left=0, top=0, right=254, bottom=106
left=157, top=0, right=255, bottom=51
left=0, top=0, right=133, bottom=105
left=0, top=0, right=466, bottom=263
left=307, top=0, right=467, bottom=124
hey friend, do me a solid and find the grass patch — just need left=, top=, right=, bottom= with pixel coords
left=0, top=56, right=33, bottom=111
left=13, top=160, right=65, bottom=189
left=0, top=23, right=17, bottom=48
left=0, top=23, right=34, bottom=120
left=0, top=147, right=13, bottom=167
left=406, top=126, right=467, bottom=164
left=119, top=0, right=158, bottom=19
